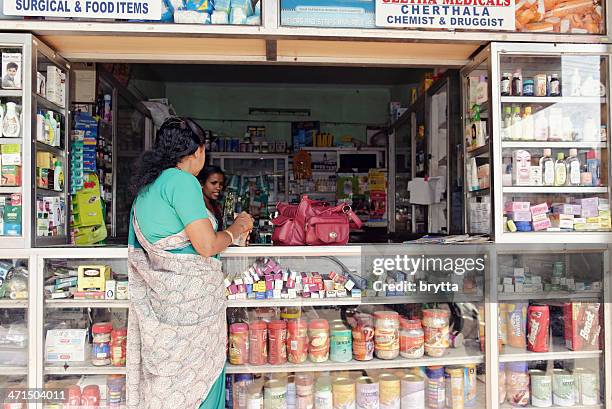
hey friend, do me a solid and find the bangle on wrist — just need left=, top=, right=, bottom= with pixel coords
left=223, top=230, right=234, bottom=242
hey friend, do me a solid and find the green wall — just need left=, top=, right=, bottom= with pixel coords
left=164, top=82, right=393, bottom=143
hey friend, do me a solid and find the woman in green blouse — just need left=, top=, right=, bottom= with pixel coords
left=127, top=117, right=252, bottom=409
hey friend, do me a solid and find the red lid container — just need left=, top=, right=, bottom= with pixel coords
left=92, top=322, right=112, bottom=334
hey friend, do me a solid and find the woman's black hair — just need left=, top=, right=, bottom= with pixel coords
left=130, top=117, right=206, bottom=195
left=197, top=165, right=225, bottom=185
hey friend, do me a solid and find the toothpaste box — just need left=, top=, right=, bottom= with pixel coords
left=532, top=213, right=549, bottom=223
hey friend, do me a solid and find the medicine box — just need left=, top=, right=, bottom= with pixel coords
left=45, top=329, right=87, bottom=362
left=77, top=265, right=111, bottom=292
left=1, top=144, right=21, bottom=165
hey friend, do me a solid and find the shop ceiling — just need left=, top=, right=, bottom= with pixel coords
left=38, top=35, right=481, bottom=67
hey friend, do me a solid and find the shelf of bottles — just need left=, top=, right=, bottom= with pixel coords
left=0, top=257, right=30, bottom=391
left=495, top=247, right=608, bottom=408
left=33, top=46, right=69, bottom=246
left=0, top=43, right=25, bottom=242
left=463, top=54, right=492, bottom=236
left=223, top=248, right=488, bottom=408
left=214, top=156, right=287, bottom=245
left=496, top=52, right=610, bottom=239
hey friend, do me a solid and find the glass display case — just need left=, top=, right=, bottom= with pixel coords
left=0, top=35, right=31, bottom=249
left=222, top=245, right=489, bottom=408
left=462, top=45, right=493, bottom=237
left=390, top=113, right=412, bottom=234
left=493, top=244, right=610, bottom=408
left=491, top=43, right=611, bottom=243
left=0, top=253, right=31, bottom=394
left=38, top=249, right=128, bottom=407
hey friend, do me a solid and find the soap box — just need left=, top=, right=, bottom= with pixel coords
left=552, top=204, right=581, bottom=215
left=574, top=197, right=599, bottom=217
left=530, top=202, right=549, bottom=216
left=533, top=218, right=552, bottom=231
left=505, top=202, right=530, bottom=212
left=508, top=211, right=531, bottom=222
left=1, top=144, right=21, bottom=165
left=550, top=214, right=574, bottom=229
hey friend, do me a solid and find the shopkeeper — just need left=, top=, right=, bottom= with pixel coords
left=126, top=117, right=253, bottom=409
left=198, top=165, right=226, bottom=232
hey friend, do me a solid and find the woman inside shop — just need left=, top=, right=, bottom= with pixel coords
left=127, top=117, right=253, bottom=409
left=198, top=165, right=225, bottom=232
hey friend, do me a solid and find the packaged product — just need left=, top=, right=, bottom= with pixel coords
left=526, top=305, right=549, bottom=352
left=506, top=303, right=527, bottom=349
left=563, top=302, right=601, bottom=351
left=184, top=0, right=214, bottom=12
left=356, top=376, right=379, bottom=409
left=211, top=10, right=230, bottom=24
left=374, top=311, right=400, bottom=360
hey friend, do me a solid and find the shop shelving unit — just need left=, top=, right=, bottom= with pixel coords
left=488, top=43, right=612, bottom=243
left=29, top=37, right=71, bottom=247
left=0, top=34, right=33, bottom=249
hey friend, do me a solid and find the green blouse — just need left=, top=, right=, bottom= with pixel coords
left=129, top=168, right=210, bottom=254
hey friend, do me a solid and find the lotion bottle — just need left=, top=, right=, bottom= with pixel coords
left=565, top=148, right=581, bottom=186
left=554, top=152, right=567, bottom=186
left=2, top=102, right=21, bottom=138
left=540, top=148, right=555, bottom=186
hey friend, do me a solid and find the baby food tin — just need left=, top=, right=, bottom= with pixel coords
left=330, top=324, right=353, bottom=363
left=356, top=376, right=379, bottom=409
left=332, top=377, right=356, bottom=409
left=378, top=374, right=400, bottom=409
left=445, top=367, right=465, bottom=409
left=400, top=374, right=425, bottom=409
left=529, top=369, right=552, bottom=408
left=552, top=369, right=575, bottom=407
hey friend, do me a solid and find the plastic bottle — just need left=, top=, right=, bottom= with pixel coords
left=554, top=153, right=567, bottom=186
left=470, top=158, right=479, bottom=191
left=45, top=112, right=56, bottom=146
left=50, top=111, right=61, bottom=146
left=586, top=150, right=600, bottom=186
left=522, top=106, right=534, bottom=141
left=2, top=102, right=21, bottom=138
left=53, top=160, right=64, bottom=192
left=565, top=148, right=581, bottom=186
left=234, top=374, right=254, bottom=409
left=540, top=148, right=555, bottom=186
left=510, top=106, right=522, bottom=140
left=502, top=106, right=512, bottom=140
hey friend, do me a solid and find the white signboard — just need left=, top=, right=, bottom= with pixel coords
left=3, top=0, right=161, bottom=20
left=376, top=0, right=515, bottom=31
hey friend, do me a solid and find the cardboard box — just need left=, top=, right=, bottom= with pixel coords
left=563, top=302, right=601, bottom=351
left=508, top=211, right=531, bottom=222
left=77, top=265, right=111, bottom=292
left=1, top=165, right=21, bottom=186
left=1, top=144, right=21, bottom=165
left=505, top=202, right=530, bottom=212
left=45, top=329, right=87, bottom=362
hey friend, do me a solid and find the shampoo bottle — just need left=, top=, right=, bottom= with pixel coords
left=2, top=102, right=21, bottom=138
left=48, top=111, right=60, bottom=146
left=554, top=152, right=567, bottom=186
left=36, top=111, right=45, bottom=142
left=511, top=106, right=522, bottom=140
left=540, top=148, right=555, bottom=186
left=565, top=148, right=581, bottom=186
left=470, top=158, right=479, bottom=191
left=53, top=160, right=64, bottom=192
left=45, top=112, right=55, bottom=146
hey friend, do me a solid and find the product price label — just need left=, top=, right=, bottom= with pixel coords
left=375, top=0, right=515, bottom=31
left=3, top=0, right=161, bottom=20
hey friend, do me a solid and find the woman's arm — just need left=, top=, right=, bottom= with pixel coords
left=185, top=213, right=252, bottom=257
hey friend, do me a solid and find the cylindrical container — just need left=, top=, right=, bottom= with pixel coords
left=107, top=375, right=125, bottom=408
left=249, top=321, right=268, bottom=365
left=352, top=314, right=374, bottom=361
left=110, top=328, right=127, bottom=367
left=463, top=364, right=477, bottom=408
left=81, top=385, right=101, bottom=408
left=399, top=319, right=424, bottom=359
left=499, top=363, right=506, bottom=405
left=506, top=362, right=529, bottom=407
left=422, top=310, right=449, bottom=358
left=268, top=320, right=288, bottom=365
left=234, top=374, right=254, bottom=409
left=309, top=319, right=330, bottom=363
left=332, top=377, right=356, bottom=409
left=66, top=385, right=81, bottom=409
left=281, top=307, right=302, bottom=320
left=529, top=370, right=552, bottom=408
left=288, top=375, right=297, bottom=409
left=247, top=383, right=264, bottom=409
left=378, top=374, right=400, bottom=409
left=552, top=369, right=575, bottom=407
left=356, top=376, right=379, bottom=409
left=91, top=322, right=112, bottom=366
left=535, top=74, right=548, bottom=97
left=445, top=367, right=464, bottom=409
left=400, top=374, right=425, bottom=409
left=573, top=368, right=599, bottom=405
left=254, top=308, right=277, bottom=322
left=296, top=373, right=315, bottom=409
left=523, top=79, right=535, bottom=96
left=264, top=379, right=287, bottom=409
left=506, top=304, right=527, bottom=349
left=527, top=305, right=550, bottom=353
left=315, top=376, right=333, bottom=409
left=330, top=324, right=353, bottom=363
left=373, top=311, right=400, bottom=360
left=425, top=366, right=445, bottom=409
left=229, top=323, right=250, bottom=365
left=288, top=320, right=309, bottom=364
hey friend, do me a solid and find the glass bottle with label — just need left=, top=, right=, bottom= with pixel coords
left=549, top=74, right=561, bottom=97
left=501, top=73, right=512, bottom=96
left=565, top=148, right=581, bottom=186
left=540, top=148, right=555, bottom=186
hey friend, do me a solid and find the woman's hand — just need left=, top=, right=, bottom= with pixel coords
left=234, top=212, right=254, bottom=233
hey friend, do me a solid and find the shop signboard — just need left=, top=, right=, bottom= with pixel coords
left=375, top=0, right=516, bottom=31
left=3, top=0, right=161, bottom=20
